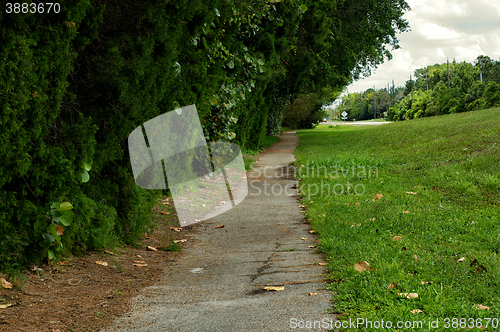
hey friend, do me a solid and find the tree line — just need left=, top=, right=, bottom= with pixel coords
left=0, top=0, right=409, bottom=269
left=388, top=55, right=500, bottom=120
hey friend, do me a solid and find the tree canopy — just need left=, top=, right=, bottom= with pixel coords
left=0, top=0, right=410, bottom=268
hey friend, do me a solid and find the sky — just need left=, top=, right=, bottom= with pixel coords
left=345, top=0, right=500, bottom=95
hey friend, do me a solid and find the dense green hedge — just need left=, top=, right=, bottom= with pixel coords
left=0, top=0, right=410, bottom=270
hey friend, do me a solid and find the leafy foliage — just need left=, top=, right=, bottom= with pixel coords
left=0, top=0, right=410, bottom=270
left=387, top=56, right=500, bottom=121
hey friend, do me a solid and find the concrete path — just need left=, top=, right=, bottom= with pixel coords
left=102, top=132, right=334, bottom=332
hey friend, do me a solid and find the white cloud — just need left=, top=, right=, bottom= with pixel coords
left=346, top=0, right=500, bottom=94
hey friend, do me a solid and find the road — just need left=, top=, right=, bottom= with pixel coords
left=321, top=120, right=392, bottom=126
left=102, top=132, right=334, bottom=332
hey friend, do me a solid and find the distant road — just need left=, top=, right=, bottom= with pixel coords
left=320, top=120, right=392, bottom=126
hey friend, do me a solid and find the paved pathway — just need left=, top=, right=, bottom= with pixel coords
left=102, top=132, right=334, bottom=332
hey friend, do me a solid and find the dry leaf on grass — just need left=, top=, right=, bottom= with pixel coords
left=402, top=211, right=410, bottom=214
left=104, top=249, right=115, bottom=255
left=457, top=257, right=466, bottom=262
left=133, top=261, right=146, bottom=264
left=374, top=194, right=383, bottom=199
left=264, top=286, right=285, bottom=291
left=0, top=303, right=14, bottom=309
left=474, top=304, right=491, bottom=310
left=318, top=263, right=327, bottom=266
left=413, top=254, right=418, bottom=261
left=147, top=246, right=159, bottom=251
left=388, top=282, right=399, bottom=290
left=133, top=263, right=148, bottom=267
left=173, top=239, right=187, bottom=243
left=406, top=191, right=417, bottom=195
left=353, top=261, right=371, bottom=273
left=160, top=211, right=170, bottom=215
left=398, top=293, right=419, bottom=299
left=309, top=292, right=318, bottom=296
left=421, top=280, right=433, bottom=285
left=309, top=230, right=316, bottom=234
left=169, top=227, right=182, bottom=232
left=58, top=261, right=70, bottom=266
left=95, top=261, right=108, bottom=267
left=410, top=309, right=423, bottom=314
left=0, top=278, right=13, bottom=289
left=215, top=225, right=225, bottom=229
left=392, top=236, right=402, bottom=241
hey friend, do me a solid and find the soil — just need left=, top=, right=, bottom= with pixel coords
left=0, top=196, right=195, bottom=332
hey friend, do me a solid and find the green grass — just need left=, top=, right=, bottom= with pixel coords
left=294, top=108, right=500, bottom=331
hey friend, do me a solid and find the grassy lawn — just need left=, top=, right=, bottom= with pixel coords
left=294, top=108, right=500, bottom=331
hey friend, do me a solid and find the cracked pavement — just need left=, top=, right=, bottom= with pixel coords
left=102, top=132, right=335, bottom=332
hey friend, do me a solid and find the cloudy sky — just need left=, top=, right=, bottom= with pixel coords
left=346, top=0, right=500, bottom=94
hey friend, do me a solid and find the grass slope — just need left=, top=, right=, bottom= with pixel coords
left=294, top=108, right=500, bottom=331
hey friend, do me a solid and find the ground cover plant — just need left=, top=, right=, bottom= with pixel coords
left=294, top=108, right=500, bottom=331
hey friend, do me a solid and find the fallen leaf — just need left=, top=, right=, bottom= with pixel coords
left=318, top=263, right=327, bottom=266
left=309, top=230, right=316, bottom=234
left=309, top=292, right=318, bottom=296
left=58, top=261, right=70, bottom=266
left=308, top=245, right=316, bottom=248
left=355, top=202, right=360, bottom=206
left=104, top=249, right=115, bottom=255
left=458, top=257, right=466, bottom=262
left=160, top=211, right=170, bottom=215
left=147, top=246, right=159, bottom=251
left=353, top=261, right=370, bottom=273
left=173, top=239, right=187, bottom=243
left=421, top=280, right=433, bottom=285
left=64, top=21, right=76, bottom=28
left=398, top=292, right=418, bottom=299
left=473, top=304, right=491, bottom=310
left=169, top=227, right=182, bottom=232
left=0, top=278, right=13, bottom=289
left=54, top=224, right=64, bottom=236
left=413, top=254, right=418, bottom=261
left=388, top=282, right=399, bottom=290
left=392, top=236, right=402, bottom=241
left=264, top=286, right=285, bottom=291
left=137, top=255, right=143, bottom=258
left=374, top=194, right=383, bottom=199
left=52, top=329, right=62, bottom=332
left=432, top=186, right=438, bottom=190
left=301, top=237, right=308, bottom=240
left=133, top=263, right=148, bottom=267
left=215, top=225, right=225, bottom=229
left=133, top=261, right=146, bottom=264
left=95, top=261, right=108, bottom=267
left=0, top=303, right=14, bottom=309
left=477, top=265, right=487, bottom=273
left=402, top=211, right=409, bottom=214
left=406, top=191, right=417, bottom=195
left=410, top=309, right=423, bottom=314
